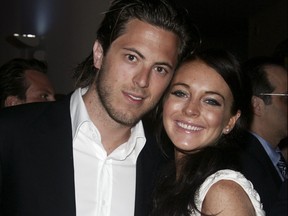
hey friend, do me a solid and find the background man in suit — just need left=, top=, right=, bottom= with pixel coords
left=0, top=58, right=55, bottom=108
left=236, top=56, right=287, bottom=215
left=0, top=0, right=196, bottom=215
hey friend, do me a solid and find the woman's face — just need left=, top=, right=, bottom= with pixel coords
left=163, top=59, right=240, bottom=159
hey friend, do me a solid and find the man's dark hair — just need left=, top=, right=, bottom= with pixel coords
left=0, top=58, right=47, bottom=108
left=74, top=0, right=200, bottom=88
left=242, top=56, right=285, bottom=105
left=237, top=56, right=287, bottom=129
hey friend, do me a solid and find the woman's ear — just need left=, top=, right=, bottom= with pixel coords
left=4, top=96, right=24, bottom=107
left=223, top=110, right=241, bottom=134
left=93, top=40, right=104, bottom=69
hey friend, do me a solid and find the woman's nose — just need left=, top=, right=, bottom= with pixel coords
left=183, top=100, right=200, bottom=117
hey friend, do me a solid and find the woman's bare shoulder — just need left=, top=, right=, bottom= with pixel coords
left=201, top=179, right=256, bottom=216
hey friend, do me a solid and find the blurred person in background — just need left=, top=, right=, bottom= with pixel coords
left=0, top=58, right=55, bottom=108
left=236, top=56, right=287, bottom=216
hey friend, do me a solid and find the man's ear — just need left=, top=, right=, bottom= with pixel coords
left=4, top=96, right=24, bottom=107
left=251, top=96, right=264, bottom=117
left=93, top=40, right=103, bottom=69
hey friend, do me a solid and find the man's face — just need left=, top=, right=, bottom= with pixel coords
left=24, top=69, right=55, bottom=103
left=94, top=19, right=180, bottom=126
left=263, top=65, right=287, bottom=140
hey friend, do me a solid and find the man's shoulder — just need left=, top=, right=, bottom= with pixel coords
left=0, top=96, right=71, bottom=128
left=1, top=101, right=49, bottom=115
left=235, top=130, right=262, bottom=151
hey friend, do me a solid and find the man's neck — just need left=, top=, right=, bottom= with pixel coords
left=83, top=87, right=132, bottom=155
left=250, top=125, right=280, bottom=149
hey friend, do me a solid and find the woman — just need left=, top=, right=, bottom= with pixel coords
left=151, top=49, right=265, bottom=216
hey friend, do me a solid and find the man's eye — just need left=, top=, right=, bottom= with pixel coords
left=154, top=66, right=167, bottom=75
left=126, top=54, right=137, bottom=62
left=40, top=94, right=49, bottom=100
left=153, top=66, right=170, bottom=77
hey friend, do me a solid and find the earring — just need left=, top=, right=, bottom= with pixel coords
left=225, top=128, right=230, bottom=134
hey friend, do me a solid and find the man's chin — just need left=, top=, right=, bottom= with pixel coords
left=111, top=112, right=142, bottom=127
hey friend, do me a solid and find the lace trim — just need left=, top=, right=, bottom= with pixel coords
left=194, top=169, right=264, bottom=216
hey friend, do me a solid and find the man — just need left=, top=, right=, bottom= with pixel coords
left=236, top=56, right=287, bottom=215
left=0, top=0, right=196, bottom=215
left=0, top=58, right=55, bottom=108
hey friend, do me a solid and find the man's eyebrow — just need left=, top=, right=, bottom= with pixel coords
left=123, top=47, right=173, bottom=69
left=123, top=48, right=145, bottom=59
left=155, top=61, right=173, bottom=70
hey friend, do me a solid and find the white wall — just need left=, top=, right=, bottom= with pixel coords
left=0, top=0, right=110, bottom=94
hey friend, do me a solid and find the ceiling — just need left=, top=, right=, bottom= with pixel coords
left=0, top=0, right=281, bottom=39
left=177, top=0, right=277, bottom=38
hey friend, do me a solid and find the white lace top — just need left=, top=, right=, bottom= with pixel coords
left=193, top=169, right=265, bottom=216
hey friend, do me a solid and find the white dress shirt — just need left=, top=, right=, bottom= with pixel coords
left=70, top=88, right=146, bottom=216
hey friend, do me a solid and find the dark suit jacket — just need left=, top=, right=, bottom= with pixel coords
left=235, top=130, right=285, bottom=215
left=0, top=95, right=167, bottom=216
left=269, top=180, right=288, bottom=216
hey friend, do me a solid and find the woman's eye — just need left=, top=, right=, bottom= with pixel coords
left=204, top=98, right=221, bottom=106
left=171, top=90, right=187, bottom=98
